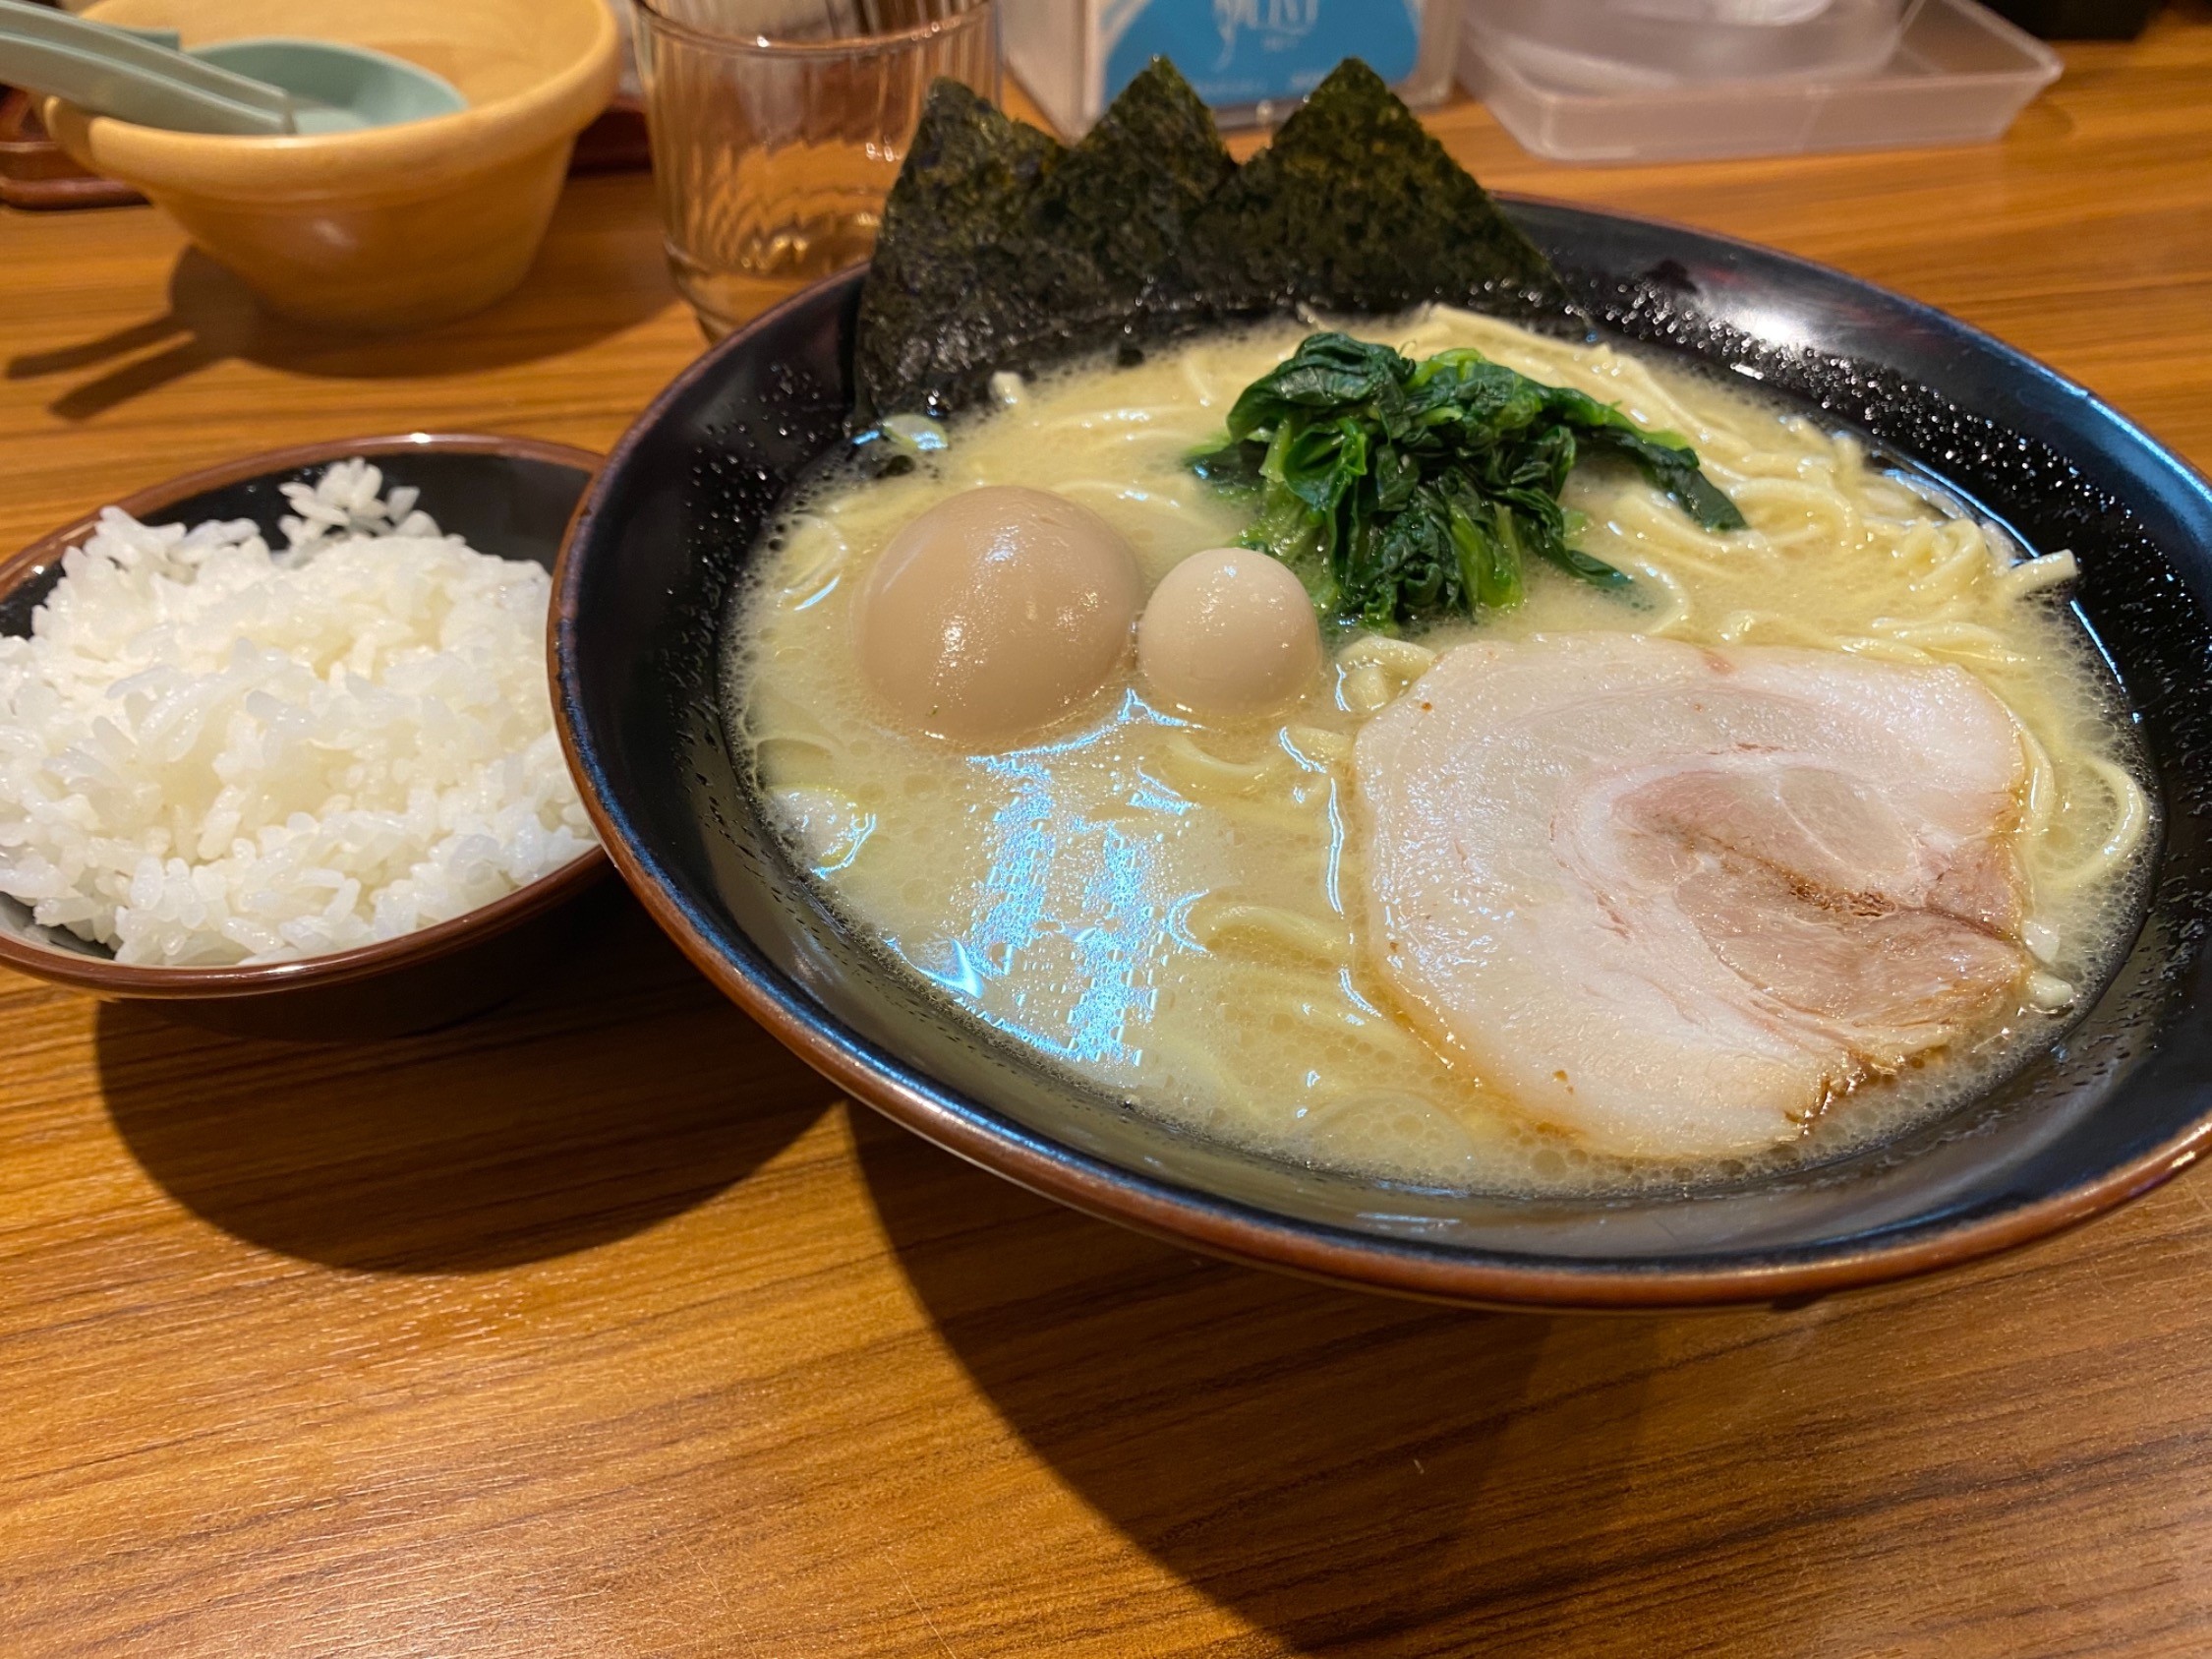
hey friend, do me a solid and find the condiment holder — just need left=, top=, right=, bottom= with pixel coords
left=40, top=0, right=618, bottom=331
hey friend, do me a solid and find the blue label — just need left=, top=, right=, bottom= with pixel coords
left=1102, top=0, right=1423, bottom=111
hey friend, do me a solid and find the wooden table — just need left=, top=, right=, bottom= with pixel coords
left=5, top=15, right=2212, bottom=1654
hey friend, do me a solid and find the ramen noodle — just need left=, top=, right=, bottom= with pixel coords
left=726, top=310, right=2152, bottom=1194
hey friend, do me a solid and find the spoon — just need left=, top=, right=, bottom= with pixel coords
left=0, top=0, right=465, bottom=137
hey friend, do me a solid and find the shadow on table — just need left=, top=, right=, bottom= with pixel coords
left=7, top=180, right=676, bottom=422
left=853, top=1111, right=1839, bottom=1657
left=96, top=894, right=831, bottom=1274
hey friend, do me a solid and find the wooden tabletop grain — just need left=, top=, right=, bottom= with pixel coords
left=4, top=15, right=2212, bottom=1655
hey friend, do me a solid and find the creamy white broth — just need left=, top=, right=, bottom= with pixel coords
left=725, top=310, right=2151, bottom=1194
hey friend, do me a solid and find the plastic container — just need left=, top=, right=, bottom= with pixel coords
left=1459, top=0, right=2059, bottom=163
left=1982, top=0, right=2162, bottom=37
left=1004, top=0, right=1459, bottom=138
left=1467, top=0, right=1912, bottom=90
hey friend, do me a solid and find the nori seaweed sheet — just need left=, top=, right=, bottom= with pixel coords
left=1031, top=61, right=1236, bottom=330
left=853, top=58, right=1585, bottom=424
left=851, top=82, right=1064, bottom=427
left=1188, top=60, right=1574, bottom=321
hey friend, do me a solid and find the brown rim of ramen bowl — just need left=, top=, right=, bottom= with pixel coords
left=0, top=433, right=610, bottom=1032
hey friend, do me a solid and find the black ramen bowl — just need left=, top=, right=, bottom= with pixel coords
left=554, top=204, right=2212, bottom=1311
left=0, top=434, right=610, bottom=1041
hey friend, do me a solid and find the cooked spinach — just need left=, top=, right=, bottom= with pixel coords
left=1192, top=332, right=1746, bottom=630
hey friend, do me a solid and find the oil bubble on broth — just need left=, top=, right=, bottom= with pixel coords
left=723, top=309, right=2156, bottom=1198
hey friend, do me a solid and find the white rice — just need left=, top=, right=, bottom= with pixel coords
left=0, top=458, right=598, bottom=967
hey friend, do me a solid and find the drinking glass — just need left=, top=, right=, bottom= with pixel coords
left=634, top=0, right=1001, bottom=338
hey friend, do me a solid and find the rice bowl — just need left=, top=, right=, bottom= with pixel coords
left=0, top=459, right=597, bottom=968
left=0, top=434, right=607, bottom=1039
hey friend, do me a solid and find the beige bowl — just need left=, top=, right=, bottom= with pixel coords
left=45, top=0, right=618, bottom=331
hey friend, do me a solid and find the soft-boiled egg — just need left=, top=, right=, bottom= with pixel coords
left=852, top=485, right=1142, bottom=747
left=1137, top=546, right=1322, bottom=720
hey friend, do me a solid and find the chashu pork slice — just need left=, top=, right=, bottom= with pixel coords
left=1354, top=632, right=2031, bottom=1158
